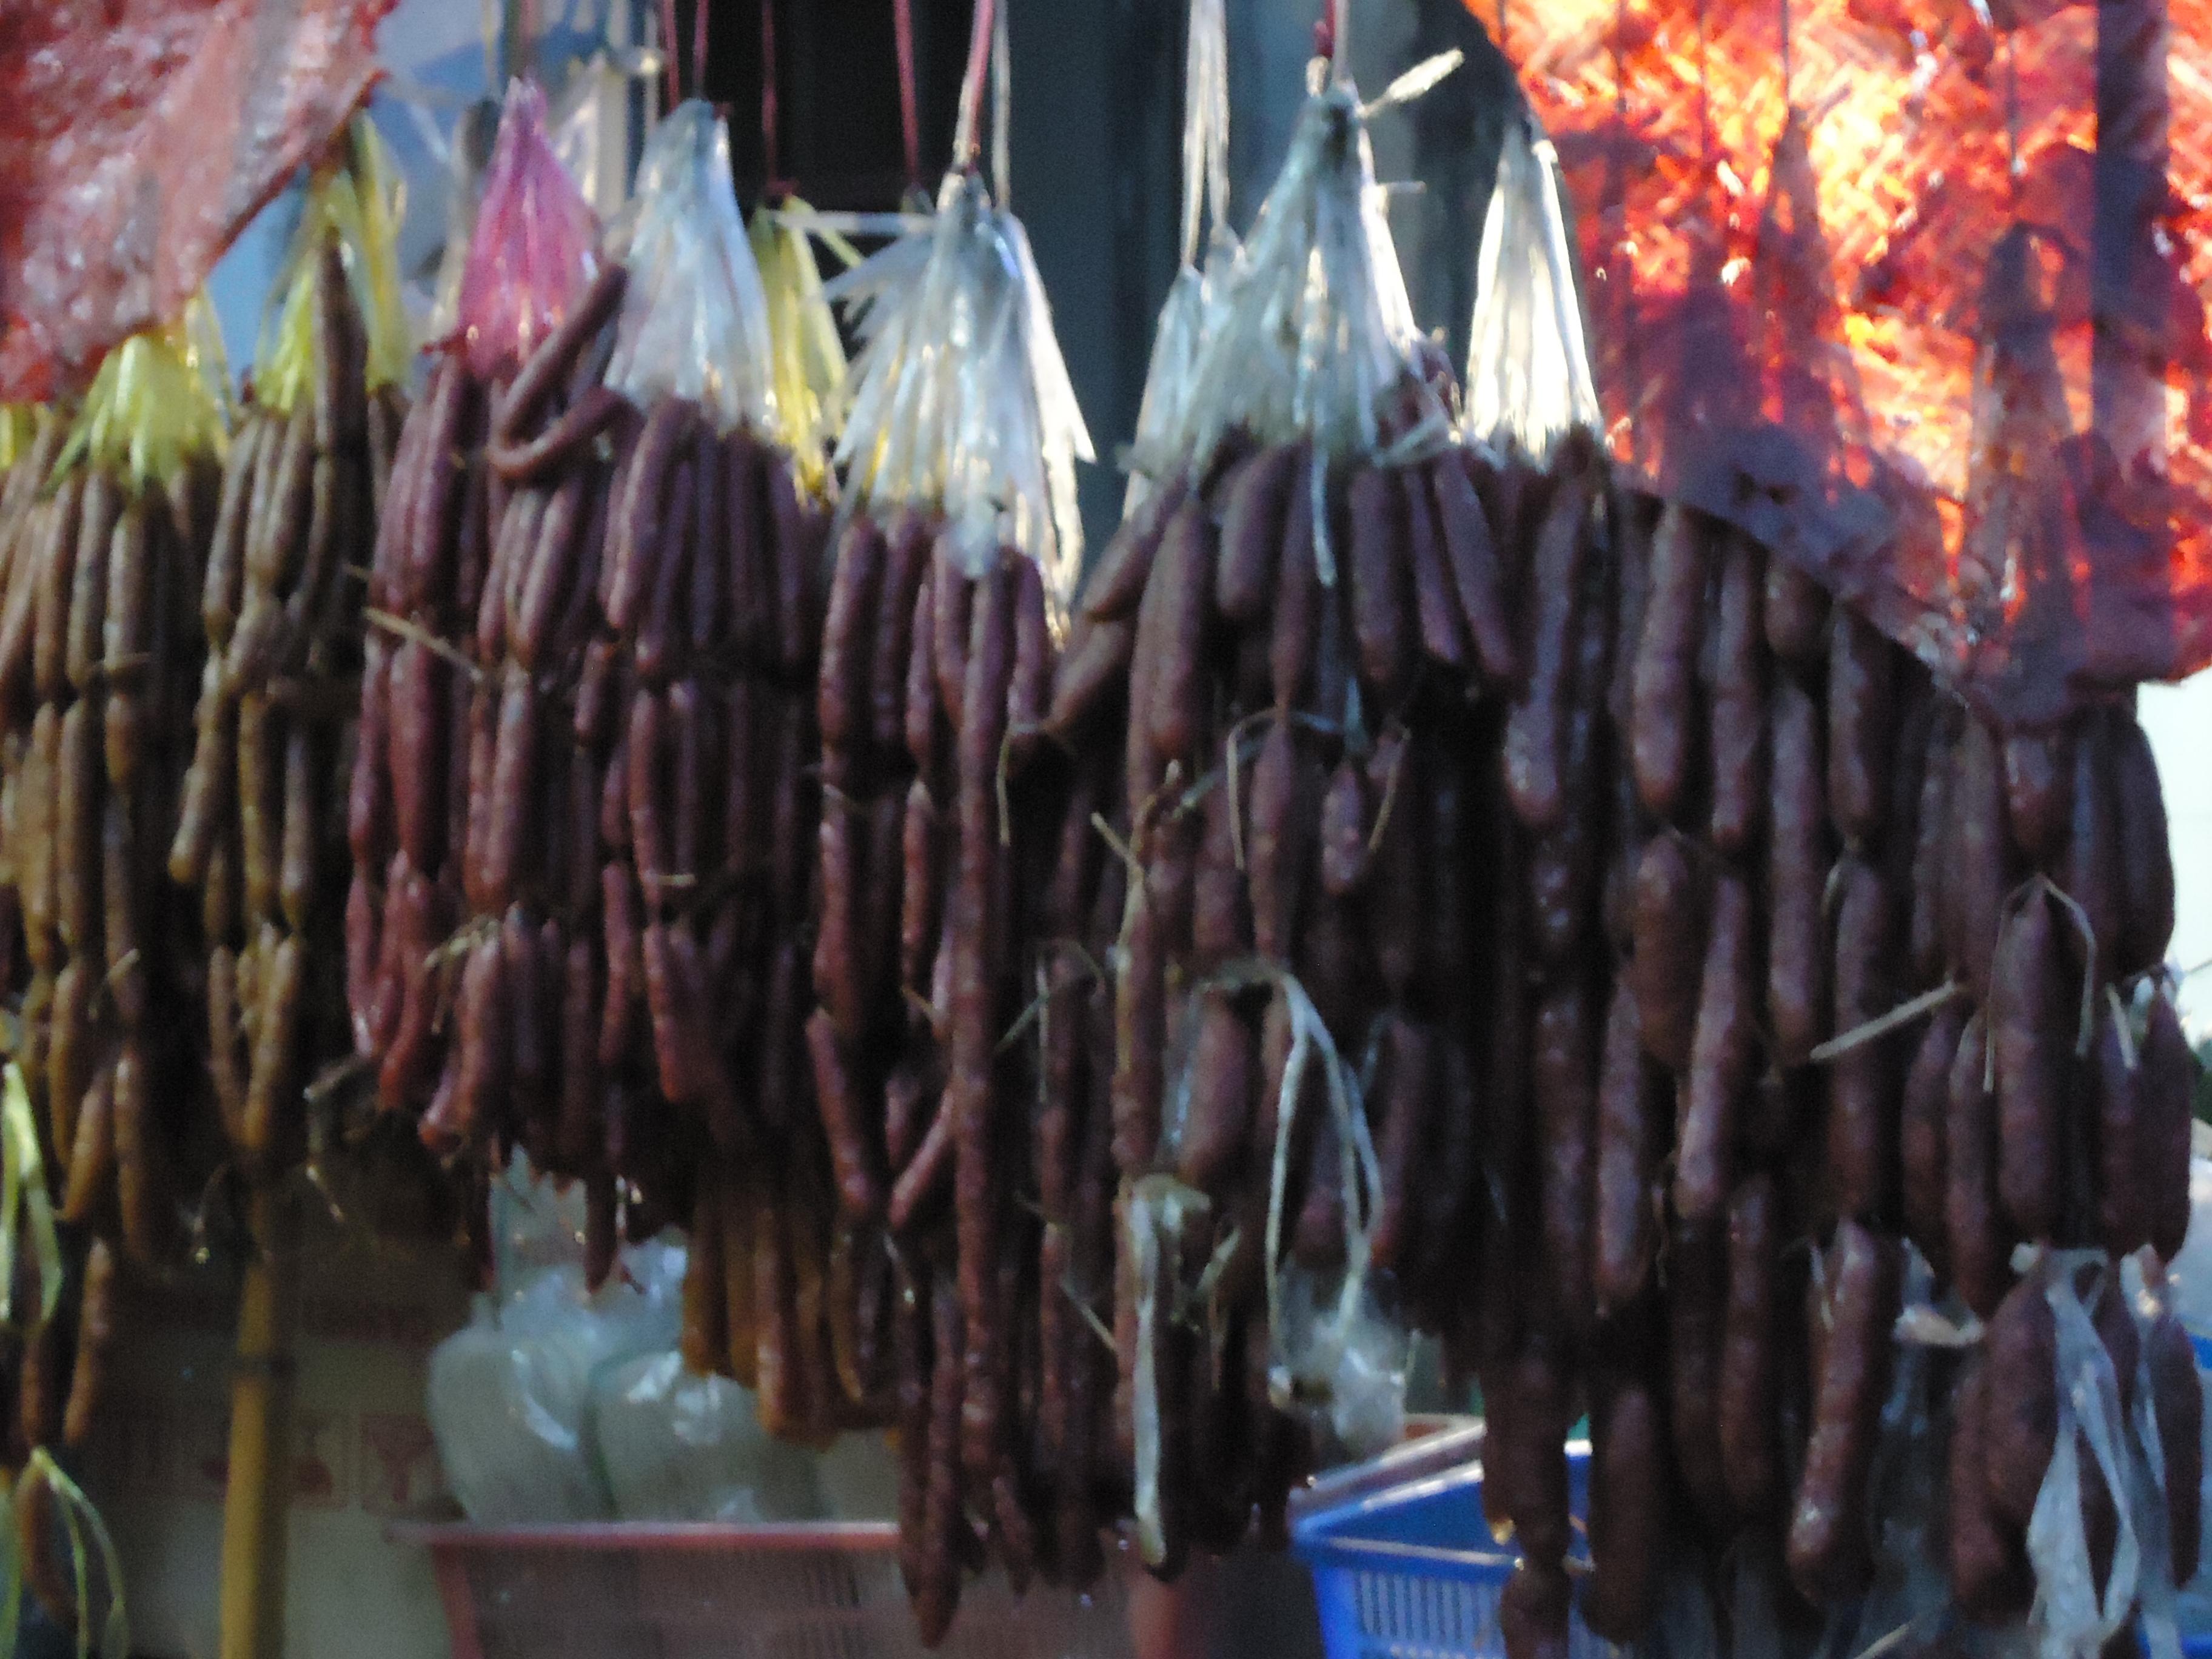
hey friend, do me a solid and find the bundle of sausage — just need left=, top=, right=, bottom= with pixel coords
left=176, top=119, right=409, bottom=1190
left=575, top=102, right=846, bottom=1436
left=800, top=143, right=1094, bottom=1634
left=346, top=79, right=604, bottom=1261
left=0, top=316, right=228, bottom=1269
left=0, top=323, right=223, bottom=1645
left=1041, top=63, right=1558, bottom=1593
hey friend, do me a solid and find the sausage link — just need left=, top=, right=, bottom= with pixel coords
left=55, top=697, right=101, bottom=959
left=1948, top=1355, right=2033, bottom=1620
left=1667, top=1219, right=1732, bottom=1524
left=1902, top=999, right=1967, bottom=1273
left=61, top=1238, right=117, bottom=1448
left=1584, top=1381, right=1663, bottom=1640
left=1629, top=503, right=1705, bottom=822
left=1347, top=466, right=1412, bottom=706
left=1829, top=858, right=1900, bottom=1219
left=1909, top=706, right=1957, bottom=985
left=1082, top=475, right=1184, bottom=623
left=1501, top=466, right=1589, bottom=830
left=1676, top=871, right=1752, bottom=1224
left=1707, top=533, right=1766, bottom=854
left=1765, top=553, right=1829, bottom=660
left=278, top=719, right=317, bottom=933
left=1719, top=1173, right=1781, bottom=1515
left=1632, top=831, right=1704, bottom=1073
left=1948, top=717, right=2011, bottom=1005
left=2148, top=1310, right=2204, bottom=1580
left=2003, top=725, right=2073, bottom=862
left=1429, top=451, right=1517, bottom=682
left=2111, top=710, right=2175, bottom=976
left=101, top=793, right=145, bottom=1026
left=1769, top=678, right=1829, bottom=1064
left=1269, top=460, right=1318, bottom=710
left=1593, top=980, right=1664, bottom=1318
left=2142, top=990, right=2195, bottom=1262
left=1785, top=1221, right=1902, bottom=1603
left=870, top=509, right=934, bottom=750
left=236, top=692, right=283, bottom=928
left=820, top=517, right=885, bottom=749
left=1991, top=890, right=2065, bottom=1241
left=1827, top=609, right=1894, bottom=847
left=1981, top=1266, right=2057, bottom=1529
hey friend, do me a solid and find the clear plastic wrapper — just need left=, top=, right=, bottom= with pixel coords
left=1464, top=112, right=1603, bottom=466
left=1179, top=71, right=1439, bottom=474
left=751, top=201, right=850, bottom=490
left=603, top=99, right=775, bottom=434
left=2026, top=1251, right=2147, bottom=1659
left=830, top=167, right=1093, bottom=606
left=427, top=99, right=501, bottom=346
left=455, top=78, right=603, bottom=381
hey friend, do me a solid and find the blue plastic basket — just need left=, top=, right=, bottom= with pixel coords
left=1292, top=1427, right=1602, bottom=1659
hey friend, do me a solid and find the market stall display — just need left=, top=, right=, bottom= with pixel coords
left=0, top=2, right=2203, bottom=1657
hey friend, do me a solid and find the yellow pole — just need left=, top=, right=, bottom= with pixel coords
left=218, top=1188, right=302, bottom=1659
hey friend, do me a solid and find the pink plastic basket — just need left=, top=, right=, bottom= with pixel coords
left=390, top=1521, right=1134, bottom=1659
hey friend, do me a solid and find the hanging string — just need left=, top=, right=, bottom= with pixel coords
left=691, top=0, right=707, bottom=101
left=1696, top=0, right=1714, bottom=176
left=657, top=0, right=680, bottom=107
left=1780, top=0, right=1793, bottom=109
left=953, top=0, right=997, bottom=175
left=990, top=0, right=1012, bottom=203
left=2002, top=26, right=2023, bottom=199
left=762, top=0, right=784, bottom=195
left=893, top=0, right=922, bottom=190
left=1497, top=0, right=1508, bottom=59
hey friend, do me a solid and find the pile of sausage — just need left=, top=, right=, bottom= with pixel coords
left=835, top=391, right=2201, bottom=1651
left=181, top=235, right=400, bottom=1188
left=1503, top=489, right=2202, bottom=1655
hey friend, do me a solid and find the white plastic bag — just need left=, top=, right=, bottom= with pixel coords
left=426, top=1165, right=684, bottom=1524
left=830, top=171, right=1093, bottom=609
left=603, top=98, right=776, bottom=434
left=593, top=1352, right=826, bottom=1523
left=1464, top=110, right=1603, bottom=464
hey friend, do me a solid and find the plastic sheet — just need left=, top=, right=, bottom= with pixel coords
left=1507, top=0, right=2212, bottom=721
left=604, top=99, right=774, bottom=435
left=0, top=0, right=389, bottom=404
left=454, top=79, right=602, bottom=383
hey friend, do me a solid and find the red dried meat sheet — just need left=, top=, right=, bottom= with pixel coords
left=0, top=0, right=394, bottom=405
left=1504, top=0, right=2212, bottom=723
